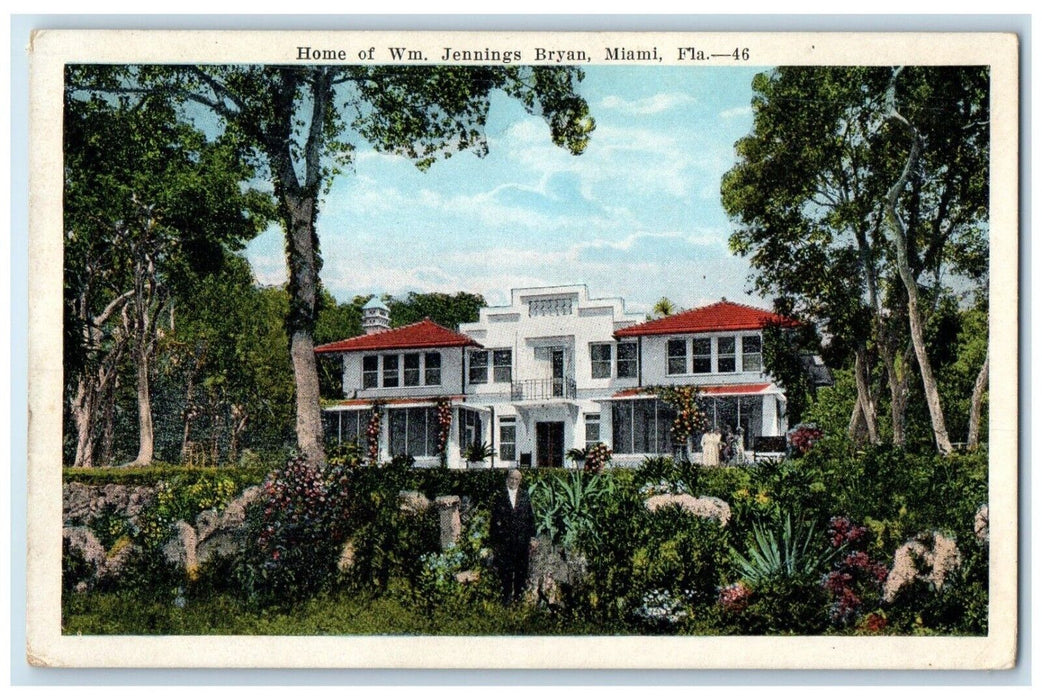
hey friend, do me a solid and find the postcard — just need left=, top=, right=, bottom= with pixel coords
left=26, top=29, right=1018, bottom=669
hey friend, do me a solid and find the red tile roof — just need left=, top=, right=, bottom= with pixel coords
left=314, top=319, right=482, bottom=354
left=615, top=300, right=799, bottom=338
left=323, top=395, right=468, bottom=408
left=611, top=383, right=774, bottom=399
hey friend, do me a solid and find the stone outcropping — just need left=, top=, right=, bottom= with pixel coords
left=525, top=536, right=588, bottom=608
left=63, top=482, right=156, bottom=527
left=161, top=485, right=264, bottom=577
left=643, top=494, right=731, bottom=527
left=62, top=525, right=140, bottom=591
left=883, top=531, right=963, bottom=602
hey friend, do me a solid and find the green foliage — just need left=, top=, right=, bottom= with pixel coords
left=529, top=470, right=616, bottom=551
left=341, top=455, right=439, bottom=591
left=631, top=507, right=730, bottom=609
left=462, top=441, right=495, bottom=463
left=386, top=291, right=486, bottom=330
left=729, top=513, right=840, bottom=586
left=761, top=324, right=819, bottom=425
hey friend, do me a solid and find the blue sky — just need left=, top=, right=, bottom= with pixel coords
left=245, top=66, right=765, bottom=314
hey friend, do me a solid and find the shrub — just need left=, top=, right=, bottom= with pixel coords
left=236, top=454, right=352, bottom=606
left=630, top=505, right=730, bottom=609
left=529, top=470, right=616, bottom=552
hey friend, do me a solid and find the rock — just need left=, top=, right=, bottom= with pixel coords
left=337, top=539, right=356, bottom=573
left=883, top=531, right=963, bottom=602
left=162, top=520, right=199, bottom=576
left=100, top=538, right=139, bottom=580
left=399, top=490, right=431, bottom=515
left=63, top=526, right=106, bottom=572
left=195, top=509, right=221, bottom=541
left=974, top=505, right=989, bottom=544
left=525, top=536, right=587, bottom=608
left=455, top=570, right=480, bottom=585
left=644, top=494, right=731, bottom=527
left=196, top=531, right=241, bottom=565
left=434, top=495, right=461, bottom=551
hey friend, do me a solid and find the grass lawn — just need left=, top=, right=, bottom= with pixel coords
left=61, top=587, right=614, bottom=636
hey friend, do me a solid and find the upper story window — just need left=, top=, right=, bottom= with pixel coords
left=667, top=338, right=688, bottom=376
left=590, top=343, right=612, bottom=379
left=741, top=335, right=763, bottom=373
left=362, top=355, right=379, bottom=388
left=471, top=349, right=511, bottom=384
left=362, top=351, right=442, bottom=389
left=404, top=353, right=421, bottom=387
left=717, top=336, right=736, bottom=373
left=492, top=349, right=513, bottom=383
left=469, top=350, right=489, bottom=384
left=424, top=352, right=441, bottom=386
left=693, top=338, right=712, bottom=374
left=382, top=355, right=400, bottom=387
left=528, top=298, right=573, bottom=317
left=617, top=341, right=638, bottom=379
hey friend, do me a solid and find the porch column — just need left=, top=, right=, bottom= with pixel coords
left=761, top=394, right=778, bottom=436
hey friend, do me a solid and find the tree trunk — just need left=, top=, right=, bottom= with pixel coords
left=71, top=379, right=96, bottom=468
left=967, top=350, right=989, bottom=450
left=886, top=76, right=953, bottom=455
left=851, top=348, right=880, bottom=444
left=133, top=343, right=154, bottom=465
left=285, top=193, right=326, bottom=465
left=886, top=343, right=913, bottom=447
left=99, top=374, right=117, bottom=465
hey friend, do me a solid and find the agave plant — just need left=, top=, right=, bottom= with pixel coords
left=729, top=513, right=841, bottom=586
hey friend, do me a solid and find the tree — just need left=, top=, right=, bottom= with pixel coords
left=650, top=297, right=677, bottom=320
left=722, top=66, right=988, bottom=454
left=386, top=291, right=486, bottom=330
left=69, top=65, right=594, bottom=464
left=63, top=90, right=273, bottom=465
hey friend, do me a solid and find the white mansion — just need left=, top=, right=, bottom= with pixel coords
left=316, top=285, right=801, bottom=468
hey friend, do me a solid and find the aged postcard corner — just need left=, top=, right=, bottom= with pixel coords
left=27, top=28, right=1019, bottom=671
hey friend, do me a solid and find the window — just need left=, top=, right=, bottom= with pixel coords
left=382, top=355, right=399, bottom=387
left=469, top=350, right=488, bottom=384
left=741, top=335, right=762, bottom=372
left=327, top=410, right=366, bottom=446
left=585, top=413, right=601, bottom=447
left=693, top=338, right=712, bottom=374
left=667, top=338, right=688, bottom=375
left=362, top=355, right=379, bottom=389
left=424, top=352, right=441, bottom=385
left=492, top=349, right=513, bottom=383
left=611, top=400, right=674, bottom=454
left=403, top=353, right=421, bottom=386
left=590, top=343, right=612, bottom=379
left=718, top=337, right=736, bottom=373
left=617, top=341, right=638, bottom=379
left=499, top=417, right=516, bottom=461
left=388, top=407, right=438, bottom=457
left=459, top=408, right=483, bottom=449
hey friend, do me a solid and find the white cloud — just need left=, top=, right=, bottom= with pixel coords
left=719, top=105, right=753, bottom=120
left=600, top=93, right=696, bottom=115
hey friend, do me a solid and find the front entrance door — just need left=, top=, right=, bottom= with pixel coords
left=536, top=421, right=565, bottom=468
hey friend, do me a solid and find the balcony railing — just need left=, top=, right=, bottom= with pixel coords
left=511, top=377, right=576, bottom=401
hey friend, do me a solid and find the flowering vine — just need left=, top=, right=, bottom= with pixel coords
left=434, top=398, right=453, bottom=465
left=365, top=401, right=384, bottom=464
left=651, top=385, right=709, bottom=446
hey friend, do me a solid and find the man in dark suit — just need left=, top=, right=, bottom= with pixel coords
left=490, top=468, right=537, bottom=605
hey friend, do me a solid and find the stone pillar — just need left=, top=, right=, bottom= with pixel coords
left=434, top=495, right=461, bottom=551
